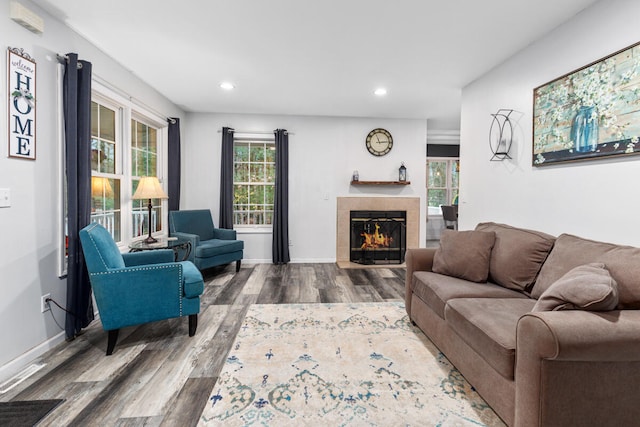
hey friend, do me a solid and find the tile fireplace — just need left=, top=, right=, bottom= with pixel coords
left=337, top=197, right=420, bottom=266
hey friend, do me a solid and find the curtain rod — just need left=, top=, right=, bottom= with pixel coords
left=217, top=129, right=293, bottom=135
left=56, top=54, right=83, bottom=69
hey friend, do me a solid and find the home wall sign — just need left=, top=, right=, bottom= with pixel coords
left=533, top=41, right=640, bottom=166
left=7, top=47, right=36, bottom=160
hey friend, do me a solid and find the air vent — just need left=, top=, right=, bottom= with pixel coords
left=10, top=2, right=44, bottom=35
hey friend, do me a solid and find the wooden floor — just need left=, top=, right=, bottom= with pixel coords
left=1, top=262, right=406, bottom=426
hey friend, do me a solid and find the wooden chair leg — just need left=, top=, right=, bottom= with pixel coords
left=235, top=260, right=241, bottom=272
left=189, top=314, right=198, bottom=337
left=106, top=329, right=119, bottom=356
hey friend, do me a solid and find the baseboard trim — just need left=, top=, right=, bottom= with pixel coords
left=0, top=331, right=65, bottom=387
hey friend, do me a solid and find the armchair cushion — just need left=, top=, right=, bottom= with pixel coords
left=197, top=239, right=244, bottom=258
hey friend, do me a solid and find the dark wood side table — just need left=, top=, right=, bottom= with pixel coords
left=128, top=237, right=192, bottom=262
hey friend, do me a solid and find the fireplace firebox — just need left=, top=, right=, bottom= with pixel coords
left=350, top=210, right=406, bottom=265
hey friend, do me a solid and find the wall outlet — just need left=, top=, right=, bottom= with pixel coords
left=288, top=240, right=293, bottom=246
left=41, top=294, right=51, bottom=313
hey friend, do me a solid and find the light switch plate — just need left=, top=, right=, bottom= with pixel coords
left=0, top=188, right=11, bottom=207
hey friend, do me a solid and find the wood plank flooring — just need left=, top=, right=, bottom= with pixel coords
left=1, top=262, right=406, bottom=426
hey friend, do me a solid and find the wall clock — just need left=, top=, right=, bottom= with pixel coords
left=366, top=128, right=393, bottom=156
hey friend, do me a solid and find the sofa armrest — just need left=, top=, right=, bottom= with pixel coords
left=122, top=249, right=174, bottom=266
left=404, top=248, right=436, bottom=316
left=171, top=232, right=199, bottom=262
left=213, top=228, right=237, bottom=240
left=515, top=310, right=640, bottom=426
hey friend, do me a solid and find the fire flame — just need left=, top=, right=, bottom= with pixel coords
left=360, top=223, right=393, bottom=249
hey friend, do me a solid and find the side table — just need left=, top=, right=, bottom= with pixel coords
left=128, top=237, right=192, bottom=262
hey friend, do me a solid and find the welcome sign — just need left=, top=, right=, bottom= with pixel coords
left=8, top=47, right=36, bottom=160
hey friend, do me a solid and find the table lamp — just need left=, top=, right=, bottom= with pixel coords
left=132, top=176, right=168, bottom=243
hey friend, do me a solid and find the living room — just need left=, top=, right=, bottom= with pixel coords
left=2, top=0, right=640, bottom=424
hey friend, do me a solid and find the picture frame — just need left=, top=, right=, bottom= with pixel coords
left=533, top=41, right=640, bottom=166
left=7, top=47, right=37, bottom=160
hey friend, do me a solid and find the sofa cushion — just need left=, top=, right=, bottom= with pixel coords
left=445, top=298, right=536, bottom=380
left=475, top=222, right=555, bottom=292
left=532, top=234, right=640, bottom=309
left=412, top=271, right=529, bottom=319
left=432, top=229, right=496, bottom=283
left=195, top=239, right=244, bottom=258
left=532, top=263, right=618, bottom=312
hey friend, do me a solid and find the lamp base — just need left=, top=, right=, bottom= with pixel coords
left=143, top=235, right=158, bottom=244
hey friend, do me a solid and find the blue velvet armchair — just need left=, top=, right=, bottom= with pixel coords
left=79, top=223, right=204, bottom=355
left=169, top=209, right=244, bottom=272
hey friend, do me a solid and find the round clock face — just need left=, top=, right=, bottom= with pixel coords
left=366, top=128, right=393, bottom=156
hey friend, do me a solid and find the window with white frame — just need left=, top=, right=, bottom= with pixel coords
left=427, top=158, right=459, bottom=214
left=233, top=137, right=275, bottom=227
left=90, top=86, right=167, bottom=246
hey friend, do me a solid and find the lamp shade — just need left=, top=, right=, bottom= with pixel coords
left=132, top=176, right=168, bottom=200
left=91, top=176, right=114, bottom=198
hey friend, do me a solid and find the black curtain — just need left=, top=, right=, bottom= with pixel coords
left=64, top=53, right=94, bottom=340
left=167, top=118, right=181, bottom=212
left=219, top=127, right=235, bottom=229
left=272, top=129, right=290, bottom=264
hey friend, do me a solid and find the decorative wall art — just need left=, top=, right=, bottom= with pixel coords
left=7, top=47, right=36, bottom=160
left=533, top=41, right=640, bottom=166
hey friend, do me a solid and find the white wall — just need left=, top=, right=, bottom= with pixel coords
left=460, top=0, right=640, bottom=246
left=0, top=0, right=184, bottom=380
left=183, top=113, right=427, bottom=262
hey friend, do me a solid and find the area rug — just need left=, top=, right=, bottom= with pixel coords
left=0, top=399, right=64, bottom=426
left=199, top=302, right=505, bottom=426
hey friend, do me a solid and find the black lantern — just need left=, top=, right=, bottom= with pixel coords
left=399, top=162, right=407, bottom=182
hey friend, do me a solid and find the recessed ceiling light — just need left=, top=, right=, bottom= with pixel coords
left=220, top=82, right=235, bottom=90
left=374, top=88, right=387, bottom=96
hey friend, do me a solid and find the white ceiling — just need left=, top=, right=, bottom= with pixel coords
left=31, top=0, right=599, bottom=128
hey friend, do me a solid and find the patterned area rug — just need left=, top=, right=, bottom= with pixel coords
left=199, top=302, right=505, bottom=426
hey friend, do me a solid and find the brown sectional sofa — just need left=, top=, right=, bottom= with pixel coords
left=405, top=222, right=640, bottom=427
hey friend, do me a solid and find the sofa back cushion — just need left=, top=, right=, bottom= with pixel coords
left=432, top=229, right=496, bottom=283
left=531, top=233, right=640, bottom=309
left=475, top=222, right=555, bottom=292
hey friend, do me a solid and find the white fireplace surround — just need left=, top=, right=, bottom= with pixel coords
left=336, top=197, right=420, bottom=264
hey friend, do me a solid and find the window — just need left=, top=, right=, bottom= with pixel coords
left=131, top=118, right=163, bottom=239
left=89, top=85, right=167, bottom=246
left=427, top=158, right=459, bottom=214
left=233, top=138, right=275, bottom=227
left=91, top=100, right=122, bottom=241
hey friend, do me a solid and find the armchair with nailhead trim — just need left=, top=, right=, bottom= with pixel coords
left=79, top=223, right=204, bottom=355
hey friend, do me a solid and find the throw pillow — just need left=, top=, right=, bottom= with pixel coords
left=432, top=229, right=496, bottom=283
left=532, top=262, right=618, bottom=312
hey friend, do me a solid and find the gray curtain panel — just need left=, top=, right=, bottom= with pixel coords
left=272, top=129, right=290, bottom=264
left=167, top=118, right=181, bottom=212
left=64, top=53, right=95, bottom=340
left=219, top=127, right=235, bottom=229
